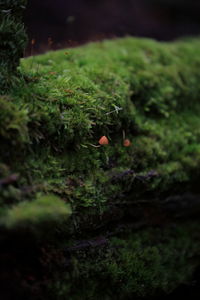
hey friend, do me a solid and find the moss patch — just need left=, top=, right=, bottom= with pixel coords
left=0, top=37, right=200, bottom=220
left=0, top=0, right=27, bottom=92
left=1, top=194, right=71, bottom=229
left=1, top=37, right=200, bottom=298
left=48, top=222, right=200, bottom=299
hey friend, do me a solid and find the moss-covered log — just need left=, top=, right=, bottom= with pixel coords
left=0, top=0, right=27, bottom=93
left=0, top=37, right=200, bottom=299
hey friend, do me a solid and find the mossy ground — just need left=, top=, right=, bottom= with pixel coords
left=0, top=37, right=200, bottom=298
left=54, top=222, right=200, bottom=300
left=1, top=38, right=200, bottom=214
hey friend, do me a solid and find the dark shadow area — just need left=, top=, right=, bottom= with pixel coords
left=25, top=0, right=200, bottom=54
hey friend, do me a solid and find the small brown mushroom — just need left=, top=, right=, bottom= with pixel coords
left=99, top=136, right=109, bottom=145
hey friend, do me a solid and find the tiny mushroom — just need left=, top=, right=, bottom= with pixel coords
left=99, top=136, right=109, bottom=145
left=123, top=139, right=131, bottom=147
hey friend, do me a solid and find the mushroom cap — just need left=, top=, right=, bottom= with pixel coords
left=99, top=135, right=109, bottom=145
left=123, top=139, right=131, bottom=147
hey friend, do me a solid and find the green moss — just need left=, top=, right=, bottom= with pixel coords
left=0, top=0, right=27, bottom=92
left=1, top=37, right=200, bottom=298
left=49, top=222, right=200, bottom=299
left=0, top=37, right=200, bottom=217
left=0, top=96, right=29, bottom=143
left=1, top=194, right=71, bottom=229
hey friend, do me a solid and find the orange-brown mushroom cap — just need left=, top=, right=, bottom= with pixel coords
left=99, top=136, right=109, bottom=145
left=123, top=139, right=131, bottom=147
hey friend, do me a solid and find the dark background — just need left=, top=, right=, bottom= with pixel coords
left=25, top=0, right=200, bottom=54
